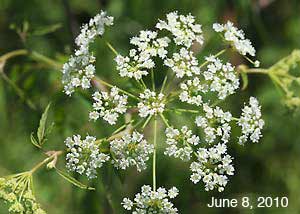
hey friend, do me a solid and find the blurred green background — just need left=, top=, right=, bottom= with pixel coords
left=0, top=0, right=300, bottom=213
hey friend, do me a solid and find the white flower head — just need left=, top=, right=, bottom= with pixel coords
left=156, top=11, right=204, bottom=48
left=89, top=87, right=128, bottom=125
left=238, top=97, right=264, bottom=144
left=190, top=144, right=234, bottom=192
left=203, top=56, right=239, bottom=99
left=164, top=48, right=200, bottom=78
left=213, top=21, right=256, bottom=56
left=62, top=11, right=114, bottom=95
left=122, top=185, right=178, bottom=213
left=195, top=104, right=232, bottom=143
left=138, top=89, right=165, bottom=118
left=179, top=77, right=205, bottom=106
left=110, top=131, right=154, bottom=171
left=115, top=30, right=170, bottom=80
left=164, top=126, right=200, bottom=161
left=65, top=135, right=110, bottom=179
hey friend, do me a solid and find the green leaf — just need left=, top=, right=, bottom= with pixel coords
left=55, top=168, right=95, bottom=190
left=30, top=132, right=41, bottom=149
left=241, top=72, right=248, bottom=90
left=37, top=103, right=51, bottom=144
left=32, top=23, right=62, bottom=36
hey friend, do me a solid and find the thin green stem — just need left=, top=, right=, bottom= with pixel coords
left=199, top=49, right=226, bottom=68
left=112, top=119, right=135, bottom=135
left=160, top=75, right=168, bottom=94
left=31, top=51, right=62, bottom=69
left=140, top=79, right=147, bottom=89
left=151, top=69, right=155, bottom=91
left=0, top=49, right=28, bottom=62
left=142, top=115, right=152, bottom=129
left=153, top=117, right=157, bottom=191
left=243, top=68, right=268, bottom=74
left=95, top=77, right=140, bottom=100
left=166, top=108, right=200, bottom=114
left=159, top=113, right=170, bottom=128
left=105, top=41, right=118, bottom=56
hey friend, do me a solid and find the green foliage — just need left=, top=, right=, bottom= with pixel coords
left=1, top=0, right=300, bottom=214
left=30, top=103, right=54, bottom=149
left=55, top=168, right=95, bottom=191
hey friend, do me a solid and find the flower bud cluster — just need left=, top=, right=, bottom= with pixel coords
left=0, top=175, right=46, bottom=214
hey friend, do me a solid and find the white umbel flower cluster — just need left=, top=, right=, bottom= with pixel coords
left=203, top=56, right=239, bottom=99
left=89, top=87, right=128, bottom=125
left=190, top=144, right=234, bottom=192
left=165, top=126, right=200, bottom=161
left=122, top=185, right=179, bottom=213
left=164, top=48, right=200, bottom=78
left=179, top=77, right=205, bottom=106
left=115, top=31, right=170, bottom=80
left=195, top=104, right=232, bottom=143
left=213, top=21, right=255, bottom=56
left=110, top=131, right=154, bottom=171
left=65, top=135, right=110, bottom=179
left=62, top=11, right=113, bottom=95
left=138, top=89, right=165, bottom=118
left=156, top=11, right=204, bottom=48
left=238, top=97, right=264, bottom=144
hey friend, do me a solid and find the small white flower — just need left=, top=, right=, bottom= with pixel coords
left=62, top=11, right=113, bottom=95
left=122, top=198, right=133, bottom=210
left=164, top=48, right=200, bottom=78
left=190, top=144, right=234, bottom=192
left=195, top=104, right=232, bottom=143
left=213, top=21, right=256, bottom=56
left=65, top=135, right=110, bottom=179
left=115, top=30, right=170, bottom=80
left=238, top=97, right=264, bottom=144
left=164, top=126, right=200, bottom=161
left=110, top=131, right=154, bottom=171
left=137, top=89, right=165, bottom=118
left=168, top=187, right=179, bottom=198
left=89, top=87, right=128, bottom=125
left=203, top=56, right=239, bottom=100
left=122, top=185, right=178, bottom=213
left=156, top=11, right=204, bottom=48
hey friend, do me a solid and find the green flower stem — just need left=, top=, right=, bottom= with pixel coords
left=166, top=108, right=200, bottom=114
left=105, top=41, right=118, bottom=56
left=0, top=49, right=28, bottom=63
left=199, top=49, right=226, bottom=68
left=163, top=72, right=176, bottom=94
left=29, top=151, right=63, bottom=174
left=243, top=68, right=268, bottom=74
left=94, top=77, right=140, bottom=100
left=153, top=116, right=157, bottom=191
left=112, top=119, right=135, bottom=135
left=160, top=75, right=168, bottom=94
left=140, top=79, right=147, bottom=89
left=159, top=113, right=170, bottom=128
left=151, top=69, right=155, bottom=91
left=142, top=115, right=152, bottom=129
